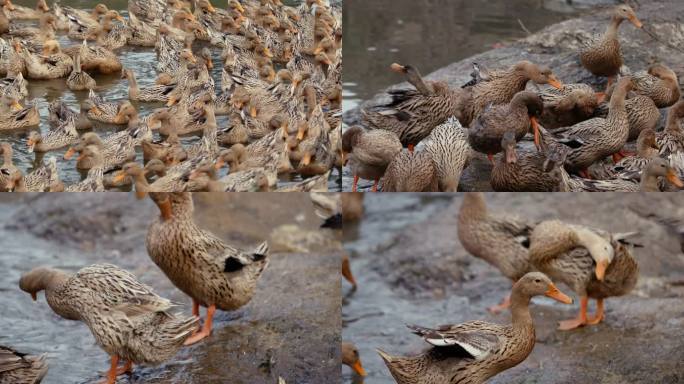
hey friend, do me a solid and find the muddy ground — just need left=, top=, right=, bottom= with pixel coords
left=342, top=0, right=684, bottom=191
left=342, top=193, right=684, bottom=383
left=0, top=193, right=341, bottom=384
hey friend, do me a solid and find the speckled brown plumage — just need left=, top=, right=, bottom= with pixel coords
left=632, top=64, right=680, bottom=108
left=579, top=5, right=642, bottom=78
left=457, top=193, right=535, bottom=281
left=145, top=193, right=269, bottom=311
left=422, top=117, right=472, bottom=192
left=539, top=83, right=598, bottom=129
left=657, top=100, right=684, bottom=156
left=381, top=151, right=439, bottom=192
left=377, top=273, right=571, bottom=384
left=342, top=126, right=402, bottom=188
left=0, top=346, right=48, bottom=384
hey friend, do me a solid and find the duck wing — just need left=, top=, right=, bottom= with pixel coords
left=407, top=322, right=503, bottom=360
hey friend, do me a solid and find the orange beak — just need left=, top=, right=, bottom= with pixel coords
left=135, top=190, right=147, bottom=199
left=77, top=152, right=86, bottom=161
left=263, top=48, right=273, bottom=58
left=206, top=58, right=213, bottom=69
left=313, top=45, right=324, bottom=55
left=5, top=0, right=15, bottom=11
left=27, top=139, right=35, bottom=152
left=250, top=105, right=257, bottom=118
left=206, top=3, right=216, bottom=13
left=667, top=169, right=684, bottom=188
left=112, top=171, right=126, bottom=183
left=351, top=360, right=366, bottom=377
left=390, top=63, right=406, bottom=73
left=296, top=126, right=306, bottom=141
left=300, top=152, right=312, bottom=166
left=544, top=283, right=573, bottom=304
left=629, top=15, right=643, bottom=28
left=116, top=15, right=124, bottom=22
left=595, top=259, right=609, bottom=281
left=214, top=157, right=225, bottom=170
left=548, top=75, right=563, bottom=89
left=166, top=96, right=178, bottom=107
left=64, top=147, right=76, bottom=160
left=530, top=116, right=541, bottom=149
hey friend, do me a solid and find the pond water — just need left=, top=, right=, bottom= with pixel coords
left=2, top=0, right=343, bottom=191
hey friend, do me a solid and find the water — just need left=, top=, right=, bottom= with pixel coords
left=2, top=0, right=342, bottom=191
left=342, top=0, right=585, bottom=111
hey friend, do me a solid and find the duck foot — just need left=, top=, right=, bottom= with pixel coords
left=184, top=304, right=216, bottom=345
left=579, top=169, right=591, bottom=179
left=487, top=295, right=511, bottom=314
left=612, top=150, right=632, bottom=163
left=558, top=296, right=588, bottom=331
left=371, top=178, right=379, bottom=192
left=97, top=355, right=120, bottom=384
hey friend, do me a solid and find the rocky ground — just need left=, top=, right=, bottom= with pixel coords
left=343, top=0, right=684, bottom=191
left=342, top=193, right=684, bottom=383
left=0, top=193, right=340, bottom=384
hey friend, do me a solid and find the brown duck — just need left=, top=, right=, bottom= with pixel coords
left=631, top=64, right=680, bottom=108
left=342, top=125, right=402, bottom=192
left=0, top=345, right=48, bottom=384
left=529, top=220, right=639, bottom=330
left=657, top=100, right=684, bottom=156
left=377, top=272, right=572, bottom=384
left=539, top=83, right=598, bottom=129
left=145, top=192, right=269, bottom=345
left=342, top=342, right=366, bottom=377
left=380, top=150, right=439, bottom=192
left=468, top=90, right=543, bottom=164
left=579, top=4, right=642, bottom=89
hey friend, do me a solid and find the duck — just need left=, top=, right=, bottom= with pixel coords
left=528, top=220, right=639, bottom=330
left=113, top=161, right=159, bottom=197
left=64, top=145, right=106, bottom=192
left=342, top=126, right=402, bottom=192
left=458, top=192, right=537, bottom=312
left=575, top=157, right=683, bottom=192
left=145, top=192, right=270, bottom=344
left=276, top=171, right=330, bottom=192
left=20, top=40, right=73, bottom=80
left=656, top=99, right=684, bottom=156
left=0, top=142, right=19, bottom=191
left=591, top=128, right=660, bottom=179
left=62, top=3, right=110, bottom=33
left=380, top=150, right=439, bottom=192
left=631, top=64, right=680, bottom=108
left=27, top=116, right=79, bottom=153
left=122, top=68, right=175, bottom=102
left=0, top=345, right=48, bottom=384
left=64, top=131, right=136, bottom=172
left=0, top=5, right=8, bottom=35
left=75, top=39, right=122, bottom=75
left=0, top=72, right=28, bottom=99
left=0, top=97, right=40, bottom=130
left=361, top=63, right=468, bottom=151
left=579, top=4, right=642, bottom=90
left=417, top=117, right=470, bottom=192
left=342, top=342, right=366, bottom=377
left=2, top=0, right=49, bottom=20
left=66, top=52, right=96, bottom=91
left=468, top=90, right=543, bottom=164
left=8, top=156, right=60, bottom=192
left=47, top=100, right=93, bottom=131
left=214, top=147, right=278, bottom=191
left=86, top=90, right=127, bottom=124
left=18, top=264, right=198, bottom=384
left=377, top=272, right=572, bottom=384
left=553, top=77, right=633, bottom=177
left=539, top=83, right=598, bottom=129
left=9, top=13, right=57, bottom=42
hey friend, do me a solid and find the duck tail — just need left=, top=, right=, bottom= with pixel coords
left=136, top=313, right=199, bottom=363
left=252, top=241, right=269, bottom=261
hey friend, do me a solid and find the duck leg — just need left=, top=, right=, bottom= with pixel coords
left=192, top=298, right=200, bottom=317
left=487, top=154, right=495, bottom=165
left=578, top=169, right=591, bottom=179
left=352, top=175, right=359, bottom=192
left=371, top=178, right=379, bottom=192
left=407, top=144, right=415, bottom=153
left=586, top=298, right=605, bottom=325
left=487, top=295, right=511, bottom=314
left=184, top=304, right=216, bottom=345
left=98, top=355, right=119, bottom=384
left=342, top=256, right=357, bottom=290
left=558, top=295, right=588, bottom=330
left=604, top=76, right=615, bottom=94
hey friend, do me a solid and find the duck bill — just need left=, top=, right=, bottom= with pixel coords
left=135, top=190, right=147, bottom=200
left=5, top=0, right=15, bottom=11
left=27, top=139, right=35, bottom=153
left=214, top=158, right=225, bottom=170
left=390, top=63, right=406, bottom=73
left=544, top=283, right=573, bottom=304
left=296, top=126, right=306, bottom=141
left=206, top=3, right=216, bottom=13
left=116, top=15, right=124, bottom=22
left=352, top=360, right=366, bottom=377
left=629, top=15, right=643, bottom=28
left=548, top=76, right=563, bottom=89
left=595, top=259, right=609, bottom=281
left=263, top=48, right=273, bottom=58
left=530, top=116, right=541, bottom=148
left=250, top=105, right=257, bottom=118
left=63, top=147, right=76, bottom=160
left=166, top=96, right=178, bottom=107
left=112, top=171, right=126, bottom=183
left=667, top=169, right=684, bottom=188
left=341, top=257, right=357, bottom=287
left=205, top=58, right=213, bottom=69
left=313, top=45, right=324, bottom=55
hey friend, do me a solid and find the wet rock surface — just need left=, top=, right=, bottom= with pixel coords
left=0, top=193, right=340, bottom=384
left=342, top=193, right=684, bottom=383
left=342, top=0, right=684, bottom=191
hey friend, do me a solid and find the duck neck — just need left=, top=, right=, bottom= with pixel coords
left=605, top=16, right=624, bottom=40
left=133, top=171, right=150, bottom=196
left=664, top=107, right=682, bottom=134
left=458, top=193, right=487, bottom=221
left=73, top=54, right=81, bottom=73
left=509, top=288, right=534, bottom=330
left=127, top=72, right=139, bottom=98
left=13, top=175, right=26, bottom=192
left=636, top=138, right=657, bottom=158
left=39, top=269, right=70, bottom=297
left=1, top=145, right=12, bottom=165
left=607, top=83, right=629, bottom=127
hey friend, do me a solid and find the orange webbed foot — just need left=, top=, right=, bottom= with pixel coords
left=557, top=317, right=587, bottom=331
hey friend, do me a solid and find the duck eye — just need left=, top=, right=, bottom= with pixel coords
left=534, top=279, right=541, bottom=283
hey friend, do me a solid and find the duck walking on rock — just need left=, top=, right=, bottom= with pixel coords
left=145, top=192, right=269, bottom=345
